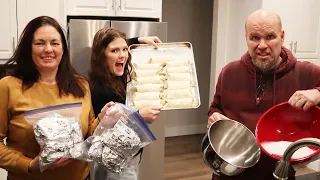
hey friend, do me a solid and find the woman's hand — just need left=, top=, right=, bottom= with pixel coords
left=28, top=147, right=72, bottom=173
left=138, top=36, right=162, bottom=49
left=138, top=107, right=161, bottom=124
left=28, top=155, right=40, bottom=173
left=47, top=158, right=72, bottom=170
left=99, top=102, right=129, bottom=127
left=100, top=101, right=116, bottom=118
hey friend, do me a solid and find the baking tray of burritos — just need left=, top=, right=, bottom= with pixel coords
left=125, top=42, right=201, bottom=110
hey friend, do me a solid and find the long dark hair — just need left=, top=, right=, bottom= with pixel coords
left=5, top=16, right=85, bottom=97
left=88, top=28, right=133, bottom=99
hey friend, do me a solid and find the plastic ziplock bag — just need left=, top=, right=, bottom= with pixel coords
left=24, top=102, right=86, bottom=172
left=86, top=102, right=156, bottom=175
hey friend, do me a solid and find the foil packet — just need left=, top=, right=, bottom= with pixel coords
left=86, top=103, right=156, bottom=174
left=24, top=102, right=85, bottom=172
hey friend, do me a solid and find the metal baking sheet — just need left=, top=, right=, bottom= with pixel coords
left=125, top=42, right=201, bottom=110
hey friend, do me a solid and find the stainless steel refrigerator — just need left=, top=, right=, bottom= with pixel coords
left=68, top=19, right=167, bottom=180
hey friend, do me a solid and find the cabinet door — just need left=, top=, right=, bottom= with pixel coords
left=17, top=0, right=66, bottom=37
left=66, top=0, right=115, bottom=16
left=116, top=0, right=162, bottom=19
left=292, top=0, right=320, bottom=59
left=0, top=0, right=17, bottom=60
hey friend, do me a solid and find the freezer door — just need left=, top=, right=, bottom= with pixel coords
left=68, top=19, right=111, bottom=78
left=111, top=21, right=167, bottom=42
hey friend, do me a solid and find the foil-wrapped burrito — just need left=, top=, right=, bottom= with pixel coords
left=34, top=113, right=84, bottom=168
left=88, top=117, right=142, bottom=173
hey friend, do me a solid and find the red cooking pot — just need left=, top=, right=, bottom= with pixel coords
left=256, top=102, right=320, bottom=162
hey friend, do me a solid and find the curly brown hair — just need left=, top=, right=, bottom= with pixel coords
left=88, top=28, right=133, bottom=99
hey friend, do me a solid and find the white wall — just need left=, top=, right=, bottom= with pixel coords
left=162, top=0, right=213, bottom=136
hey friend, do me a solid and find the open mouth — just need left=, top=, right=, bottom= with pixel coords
left=115, top=62, right=124, bottom=69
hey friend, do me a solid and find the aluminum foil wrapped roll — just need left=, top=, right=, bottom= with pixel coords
left=34, top=113, right=84, bottom=167
left=88, top=136, right=103, bottom=161
left=88, top=118, right=142, bottom=173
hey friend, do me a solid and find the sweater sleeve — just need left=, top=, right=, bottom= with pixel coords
left=0, top=78, right=32, bottom=173
left=127, top=37, right=139, bottom=46
left=86, top=85, right=100, bottom=137
left=208, top=70, right=225, bottom=117
left=87, top=105, right=99, bottom=137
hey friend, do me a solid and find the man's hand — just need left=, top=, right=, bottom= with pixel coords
left=138, top=36, right=162, bottom=49
left=207, top=112, right=229, bottom=128
left=288, top=89, right=320, bottom=111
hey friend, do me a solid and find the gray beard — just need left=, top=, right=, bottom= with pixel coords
left=252, top=58, right=277, bottom=71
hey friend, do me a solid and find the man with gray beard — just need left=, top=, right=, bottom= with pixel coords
left=207, top=9, right=320, bottom=180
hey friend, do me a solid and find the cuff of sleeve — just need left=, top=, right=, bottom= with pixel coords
left=16, top=155, right=32, bottom=174
left=97, top=113, right=101, bottom=122
left=208, top=110, right=216, bottom=117
left=127, top=37, right=140, bottom=45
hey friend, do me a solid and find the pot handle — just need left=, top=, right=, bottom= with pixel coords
left=212, top=153, right=224, bottom=174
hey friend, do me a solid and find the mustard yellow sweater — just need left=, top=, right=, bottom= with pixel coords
left=0, top=76, right=100, bottom=180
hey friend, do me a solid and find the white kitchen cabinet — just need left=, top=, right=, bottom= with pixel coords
left=66, top=0, right=162, bottom=19
left=292, top=0, right=320, bottom=59
left=17, top=0, right=66, bottom=35
left=0, top=0, right=65, bottom=62
left=116, top=0, right=162, bottom=18
left=0, top=0, right=17, bottom=60
left=66, top=0, right=115, bottom=16
left=263, top=0, right=320, bottom=60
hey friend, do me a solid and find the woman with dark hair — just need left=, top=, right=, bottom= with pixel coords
left=0, top=16, right=100, bottom=180
left=89, top=28, right=162, bottom=179
left=89, top=28, right=162, bottom=122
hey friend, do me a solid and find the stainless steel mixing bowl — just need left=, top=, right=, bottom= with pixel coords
left=201, top=119, right=261, bottom=176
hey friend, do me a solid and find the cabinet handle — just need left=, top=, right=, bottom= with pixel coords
left=118, top=0, right=122, bottom=10
left=12, top=37, right=16, bottom=51
left=289, top=41, right=293, bottom=51
left=293, top=41, right=297, bottom=54
left=111, top=0, right=117, bottom=15
left=115, top=0, right=118, bottom=15
left=111, top=0, right=114, bottom=10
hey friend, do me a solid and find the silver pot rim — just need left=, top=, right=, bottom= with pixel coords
left=207, top=119, right=261, bottom=168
